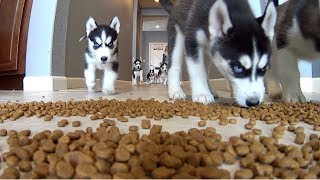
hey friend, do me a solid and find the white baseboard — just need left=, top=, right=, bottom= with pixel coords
left=23, top=76, right=67, bottom=91
left=23, top=76, right=320, bottom=93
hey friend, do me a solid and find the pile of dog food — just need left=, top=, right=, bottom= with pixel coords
left=0, top=98, right=320, bottom=178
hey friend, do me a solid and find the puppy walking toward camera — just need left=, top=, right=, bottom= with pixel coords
left=147, top=69, right=156, bottom=84
left=158, top=62, right=168, bottom=85
left=83, top=16, right=120, bottom=94
left=132, top=59, right=144, bottom=85
left=266, top=0, right=320, bottom=103
left=160, top=0, right=277, bottom=107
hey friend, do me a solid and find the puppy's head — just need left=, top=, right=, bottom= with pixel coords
left=133, top=59, right=142, bottom=70
left=208, top=0, right=277, bottom=107
left=149, top=69, right=155, bottom=76
left=160, top=63, right=168, bottom=74
left=86, top=16, right=120, bottom=64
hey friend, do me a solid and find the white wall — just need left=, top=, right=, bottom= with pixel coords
left=26, top=0, right=58, bottom=76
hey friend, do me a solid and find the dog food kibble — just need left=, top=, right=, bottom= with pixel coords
left=5, top=155, right=19, bottom=167
left=57, top=119, right=69, bottom=127
left=55, top=161, right=75, bottom=179
left=0, top=167, right=20, bottom=179
left=234, top=168, right=254, bottom=179
left=18, top=160, right=32, bottom=172
left=0, top=129, right=8, bottom=136
left=0, top=99, right=320, bottom=178
left=198, top=120, right=206, bottom=127
left=129, top=125, right=138, bottom=132
left=141, top=119, right=151, bottom=129
left=229, top=119, right=237, bottom=124
left=72, top=121, right=81, bottom=127
left=295, top=132, right=305, bottom=144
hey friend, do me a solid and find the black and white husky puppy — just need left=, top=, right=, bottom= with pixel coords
left=158, top=62, right=168, bottom=85
left=267, top=0, right=320, bottom=103
left=160, top=0, right=277, bottom=107
left=147, top=69, right=156, bottom=84
left=82, top=16, right=120, bottom=94
left=132, top=58, right=143, bottom=85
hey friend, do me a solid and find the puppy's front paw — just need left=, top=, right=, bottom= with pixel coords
left=169, top=88, right=186, bottom=100
left=282, top=92, right=306, bottom=103
left=192, top=94, right=215, bottom=105
left=87, top=87, right=97, bottom=93
left=102, top=88, right=116, bottom=95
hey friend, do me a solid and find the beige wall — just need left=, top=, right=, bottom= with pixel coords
left=65, top=0, right=134, bottom=81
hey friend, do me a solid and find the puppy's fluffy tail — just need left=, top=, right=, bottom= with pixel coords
left=159, top=0, right=173, bottom=14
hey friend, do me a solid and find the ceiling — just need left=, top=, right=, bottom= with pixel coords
left=138, top=0, right=163, bottom=9
left=142, top=16, right=168, bottom=31
left=138, top=0, right=176, bottom=9
left=139, top=0, right=171, bottom=31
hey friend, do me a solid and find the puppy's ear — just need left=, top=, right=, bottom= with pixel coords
left=208, top=0, right=233, bottom=40
left=261, top=1, right=277, bottom=41
left=86, top=17, right=97, bottom=36
left=110, top=16, right=120, bottom=34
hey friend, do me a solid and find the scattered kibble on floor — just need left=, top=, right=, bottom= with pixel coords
left=0, top=98, right=319, bottom=178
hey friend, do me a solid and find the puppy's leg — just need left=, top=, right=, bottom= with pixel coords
left=132, top=73, right=137, bottom=86
left=168, top=25, right=186, bottom=99
left=164, top=76, right=168, bottom=85
left=102, top=62, right=118, bottom=95
left=84, top=64, right=96, bottom=93
left=186, top=55, right=214, bottom=104
left=277, top=49, right=306, bottom=102
left=139, top=70, right=143, bottom=82
left=266, top=45, right=283, bottom=100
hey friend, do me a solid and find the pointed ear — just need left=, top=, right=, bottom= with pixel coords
left=261, top=1, right=277, bottom=41
left=110, top=16, right=120, bottom=34
left=208, top=0, right=233, bottom=40
left=86, top=17, right=97, bottom=36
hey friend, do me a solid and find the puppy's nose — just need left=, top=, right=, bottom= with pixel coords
left=246, top=98, right=260, bottom=107
left=101, top=56, right=108, bottom=62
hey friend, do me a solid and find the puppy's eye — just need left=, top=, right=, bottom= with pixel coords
left=257, top=66, right=267, bottom=76
left=232, top=63, right=245, bottom=74
left=93, top=43, right=100, bottom=48
left=106, top=43, right=114, bottom=48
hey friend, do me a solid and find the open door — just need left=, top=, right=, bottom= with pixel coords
left=0, top=0, right=32, bottom=90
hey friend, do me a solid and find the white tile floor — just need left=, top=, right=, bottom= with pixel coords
left=0, top=81, right=320, bottom=176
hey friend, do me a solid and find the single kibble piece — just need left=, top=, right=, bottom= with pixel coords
left=72, top=121, right=81, bottom=127
left=0, top=129, right=7, bottom=136
left=198, top=120, right=206, bottom=127
left=295, top=132, right=305, bottom=145
left=129, top=125, right=139, bottom=132
left=229, top=119, right=237, bottom=124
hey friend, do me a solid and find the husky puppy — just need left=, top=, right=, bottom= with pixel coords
left=132, top=59, right=143, bottom=85
left=147, top=69, right=156, bottom=84
left=266, top=0, right=320, bottom=103
left=158, top=62, right=168, bottom=85
left=159, top=0, right=277, bottom=107
left=83, top=16, right=120, bottom=94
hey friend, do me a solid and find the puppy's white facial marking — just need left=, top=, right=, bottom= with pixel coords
left=258, top=54, right=268, bottom=69
left=106, top=36, right=112, bottom=45
left=101, top=31, right=107, bottom=45
left=239, top=55, right=252, bottom=70
left=95, top=37, right=102, bottom=45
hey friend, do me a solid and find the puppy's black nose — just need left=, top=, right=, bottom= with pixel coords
left=101, top=56, right=108, bottom=62
left=246, top=99, right=260, bottom=107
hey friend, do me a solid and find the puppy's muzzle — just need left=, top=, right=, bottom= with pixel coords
left=101, top=56, right=108, bottom=63
left=246, top=97, right=260, bottom=107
